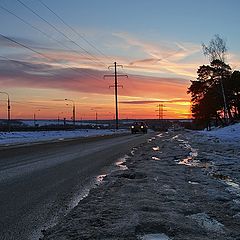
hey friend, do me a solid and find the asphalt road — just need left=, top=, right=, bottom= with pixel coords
left=0, top=133, right=152, bottom=240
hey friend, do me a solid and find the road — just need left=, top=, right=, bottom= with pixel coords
left=0, top=133, right=152, bottom=240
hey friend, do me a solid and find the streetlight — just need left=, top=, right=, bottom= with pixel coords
left=33, top=109, right=40, bottom=127
left=65, top=99, right=75, bottom=128
left=58, top=112, right=64, bottom=125
left=0, top=92, right=11, bottom=132
left=91, top=108, right=98, bottom=126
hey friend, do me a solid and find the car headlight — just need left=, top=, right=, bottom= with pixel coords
left=131, top=126, right=134, bottom=128
left=141, top=126, right=144, bottom=128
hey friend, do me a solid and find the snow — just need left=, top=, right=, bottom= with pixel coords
left=0, top=129, right=127, bottom=146
left=20, top=120, right=109, bottom=127
left=201, top=123, right=240, bottom=142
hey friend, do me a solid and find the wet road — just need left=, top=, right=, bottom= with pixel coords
left=0, top=133, right=151, bottom=240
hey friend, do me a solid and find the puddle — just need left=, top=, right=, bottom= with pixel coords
left=171, top=135, right=179, bottom=140
left=115, top=155, right=129, bottom=170
left=96, top=174, right=107, bottom=183
left=151, top=156, right=160, bottom=161
left=152, top=146, right=160, bottom=151
left=188, top=181, right=199, bottom=185
left=173, top=135, right=201, bottom=167
left=147, top=137, right=156, bottom=143
left=178, top=156, right=199, bottom=167
left=139, top=233, right=171, bottom=240
left=131, top=147, right=138, bottom=155
left=226, top=180, right=240, bottom=189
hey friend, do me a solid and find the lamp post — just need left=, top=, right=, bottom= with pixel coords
left=65, top=99, right=75, bottom=128
left=91, top=108, right=98, bottom=126
left=33, top=109, right=40, bottom=127
left=0, top=92, right=11, bottom=132
left=58, top=112, right=64, bottom=125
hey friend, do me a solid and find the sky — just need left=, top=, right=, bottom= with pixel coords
left=0, top=0, right=240, bottom=120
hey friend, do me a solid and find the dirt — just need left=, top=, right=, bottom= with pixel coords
left=41, top=130, right=240, bottom=240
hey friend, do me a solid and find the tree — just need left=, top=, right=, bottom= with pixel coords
left=188, top=60, right=232, bottom=128
left=202, top=34, right=227, bottom=62
left=189, top=35, right=240, bottom=128
left=202, top=35, right=229, bottom=123
left=226, top=71, right=240, bottom=119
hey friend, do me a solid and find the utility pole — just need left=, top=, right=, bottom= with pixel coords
left=65, top=99, right=76, bottom=128
left=0, top=92, right=11, bottom=132
left=104, top=62, right=128, bottom=130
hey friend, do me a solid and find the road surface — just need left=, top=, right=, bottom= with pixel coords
left=0, top=133, right=152, bottom=240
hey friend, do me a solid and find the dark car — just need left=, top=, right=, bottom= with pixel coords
left=131, top=121, right=148, bottom=134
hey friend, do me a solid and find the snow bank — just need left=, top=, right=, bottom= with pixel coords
left=0, top=129, right=127, bottom=146
left=201, top=123, right=240, bottom=141
left=20, top=120, right=109, bottom=127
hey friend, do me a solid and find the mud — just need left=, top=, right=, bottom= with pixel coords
left=42, top=130, right=240, bottom=240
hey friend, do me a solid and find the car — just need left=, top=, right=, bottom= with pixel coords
left=131, top=121, right=148, bottom=134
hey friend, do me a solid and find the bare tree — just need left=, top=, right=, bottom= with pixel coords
left=202, top=35, right=229, bottom=124
left=202, top=34, right=227, bottom=62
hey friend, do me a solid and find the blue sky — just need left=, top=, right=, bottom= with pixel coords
left=0, top=0, right=240, bottom=119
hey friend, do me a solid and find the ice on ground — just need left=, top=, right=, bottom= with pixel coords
left=201, top=123, right=240, bottom=142
left=152, top=146, right=160, bottom=151
left=115, top=155, right=129, bottom=170
left=0, top=129, right=128, bottom=146
left=139, top=233, right=171, bottom=240
left=189, top=213, right=224, bottom=233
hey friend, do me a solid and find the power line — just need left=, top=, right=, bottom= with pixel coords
left=37, top=0, right=113, bottom=65
left=0, top=55, right=36, bottom=69
left=0, top=33, right=102, bottom=81
left=0, top=33, right=55, bottom=62
left=15, top=0, right=107, bottom=68
left=0, top=4, right=105, bottom=81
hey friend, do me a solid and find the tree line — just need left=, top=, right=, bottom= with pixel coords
left=188, top=35, right=240, bottom=129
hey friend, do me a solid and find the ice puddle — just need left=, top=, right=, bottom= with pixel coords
left=115, top=154, right=129, bottom=170
left=173, top=135, right=199, bottom=166
left=69, top=152, right=131, bottom=210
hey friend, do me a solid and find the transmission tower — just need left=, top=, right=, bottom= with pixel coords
left=104, top=62, right=128, bottom=129
left=156, top=104, right=165, bottom=120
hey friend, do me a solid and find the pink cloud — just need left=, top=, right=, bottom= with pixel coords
left=0, top=59, right=190, bottom=101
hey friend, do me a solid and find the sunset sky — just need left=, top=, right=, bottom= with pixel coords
left=0, top=0, right=240, bottom=120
